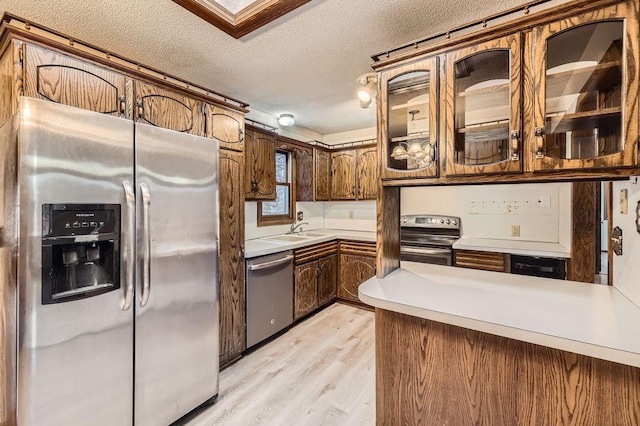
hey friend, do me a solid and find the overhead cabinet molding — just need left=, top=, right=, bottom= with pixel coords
left=375, top=0, right=640, bottom=186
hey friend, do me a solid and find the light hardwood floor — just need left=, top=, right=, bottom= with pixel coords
left=185, top=303, right=375, bottom=425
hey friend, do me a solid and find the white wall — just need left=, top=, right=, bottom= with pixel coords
left=401, top=183, right=572, bottom=247
left=323, top=127, right=377, bottom=145
left=323, top=201, right=376, bottom=232
left=612, top=179, right=640, bottom=307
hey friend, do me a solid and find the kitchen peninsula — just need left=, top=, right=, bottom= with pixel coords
left=360, top=263, right=640, bottom=424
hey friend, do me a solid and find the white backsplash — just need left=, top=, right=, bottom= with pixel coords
left=401, top=183, right=572, bottom=246
left=323, top=201, right=376, bottom=232
left=245, top=200, right=377, bottom=240
left=245, top=202, right=324, bottom=240
left=612, top=179, right=640, bottom=308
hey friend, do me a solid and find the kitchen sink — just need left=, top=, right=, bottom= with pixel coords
left=263, top=235, right=313, bottom=242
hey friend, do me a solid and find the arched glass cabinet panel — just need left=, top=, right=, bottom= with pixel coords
left=380, top=57, right=439, bottom=180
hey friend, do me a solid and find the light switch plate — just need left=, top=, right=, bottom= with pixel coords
left=511, top=225, right=520, bottom=237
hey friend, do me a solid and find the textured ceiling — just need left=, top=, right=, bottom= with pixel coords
left=2, top=0, right=543, bottom=136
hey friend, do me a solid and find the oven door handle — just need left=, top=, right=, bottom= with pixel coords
left=400, top=247, right=451, bottom=256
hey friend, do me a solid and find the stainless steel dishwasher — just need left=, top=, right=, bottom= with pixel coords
left=246, top=251, right=294, bottom=348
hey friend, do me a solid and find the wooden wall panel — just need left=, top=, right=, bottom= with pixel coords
left=376, top=185, right=400, bottom=278
left=569, top=181, right=597, bottom=283
left=376, top=309, right=640, bottom=425
left=218, top=150, right=246, bottom=367
left=0, top=43, right=16, bottom=125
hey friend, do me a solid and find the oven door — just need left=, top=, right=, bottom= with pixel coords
left=400, top=246, right=452, bottom=266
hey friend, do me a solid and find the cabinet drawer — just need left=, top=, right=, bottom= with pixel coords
left=454, top=250, right=508, bottom=273
left=294, top=241, right=338, bottom=265
left=339, top=241, right=376, bottom=257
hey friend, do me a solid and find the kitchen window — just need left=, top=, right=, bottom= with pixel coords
left=258, top=149, right=294, bottom=225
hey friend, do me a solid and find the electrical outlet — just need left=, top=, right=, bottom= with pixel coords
left=511, top=225, right=520, bottom=237
left=348, top=210, right=354, bottom=219
left=297, top=211, right=303, bottom=221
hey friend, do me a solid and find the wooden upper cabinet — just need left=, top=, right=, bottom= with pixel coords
left=356, top=146, right=378, bottom=200
left=208, top=104, right=245, bottom=151
left=244, top=127, right=276, bottom=200
left=22, top=44, right=130, bottom=118
left=134, top=80, right=205, bottom=136
left=445, top=34, right=522, bottom=176
left=331, top=149, right=357, bottom=200
left=530, top=1, right=638, bottom=172
left=218, top=149, right=245, bottom=367
left=314, top=148, right=331, bottom=201
left=381, top=57, right=439, bottom=180
left=293, top=144, right=314, bottom=202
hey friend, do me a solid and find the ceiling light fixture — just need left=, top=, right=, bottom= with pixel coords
left=356, top=73, right=378, bottom=108
left=278, top=113, right=295, bottom=126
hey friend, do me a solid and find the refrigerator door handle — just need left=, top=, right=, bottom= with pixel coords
left=122, top=180, right=136, bottom=311
left=140, top=183, right=151, bottom=308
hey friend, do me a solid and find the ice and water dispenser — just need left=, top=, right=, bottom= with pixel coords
left=41, top=204, right=121, bottom=304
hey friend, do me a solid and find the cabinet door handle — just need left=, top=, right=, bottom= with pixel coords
left=534, top=127, right=545, bottom=159
left=136, top=99, right=144, bottom=121
left=118, top=95, right=126, bottom=117
left=510, top=130, right=520, bottom=161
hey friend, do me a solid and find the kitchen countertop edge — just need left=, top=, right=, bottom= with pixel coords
left=359, top=261, right=640, bottom=368
left=453, top=237, right=571, bottom=258
left=245, top=229, right=376, bottom=258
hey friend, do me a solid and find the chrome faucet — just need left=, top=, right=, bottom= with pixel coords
left=289, top=221, right=309, bottom=234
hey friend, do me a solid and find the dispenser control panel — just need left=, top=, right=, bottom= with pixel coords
left=43, top=205, right=119, bottom=238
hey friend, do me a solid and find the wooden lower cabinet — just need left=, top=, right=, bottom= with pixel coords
left=219, top=149, right=246, bottom=368
left=338, top=241, right=376, bottom=303
left=293, top=242, right=338, bottom=320
left=318, top=254, right=337, bottom=305
left=294, top=260, right=319, bottom=319
left=453, top=249, right=509, bottom=273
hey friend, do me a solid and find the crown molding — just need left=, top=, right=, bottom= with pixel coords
left=173, top=0, right=310, bottom=38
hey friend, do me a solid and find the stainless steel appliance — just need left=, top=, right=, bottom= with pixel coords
left=510, top=254, right=566, bottom=279
left=400, top=215, right=461, bottom=265
left=246, top=251, right=294, bottom=348
left=0, top=98, right=219, bottom=426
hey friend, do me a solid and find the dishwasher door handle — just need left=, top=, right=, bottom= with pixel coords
left=248, top=255, right=294, bottom=271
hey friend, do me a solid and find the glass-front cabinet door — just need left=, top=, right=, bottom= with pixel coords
left=380, top=57, right=439, bottom=180
left=444, top=34, right=522, bottom=176
left=532, top=1, right=638, bottom=172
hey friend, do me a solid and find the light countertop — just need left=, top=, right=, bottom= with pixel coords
left=245, top=229, right=376, bottom=258
left=359, top=261, right=640, bottom=368
left=453, top=237, right=571, bottom=258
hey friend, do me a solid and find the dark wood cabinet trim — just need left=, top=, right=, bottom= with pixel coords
left=171, top=0, right=311, bottom=39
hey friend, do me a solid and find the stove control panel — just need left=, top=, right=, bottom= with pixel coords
left=401, top=215, right=460, bottom=229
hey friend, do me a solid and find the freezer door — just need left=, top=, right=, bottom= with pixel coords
left=134, top=123, right=219, bottom=425
left=15, top=98, right=134, bottom=426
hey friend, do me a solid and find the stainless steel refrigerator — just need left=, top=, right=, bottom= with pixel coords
left=0, top=97, right=219, bottom=425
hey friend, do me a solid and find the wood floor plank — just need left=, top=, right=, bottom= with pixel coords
left=185, top=303, right=375, bottom=425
